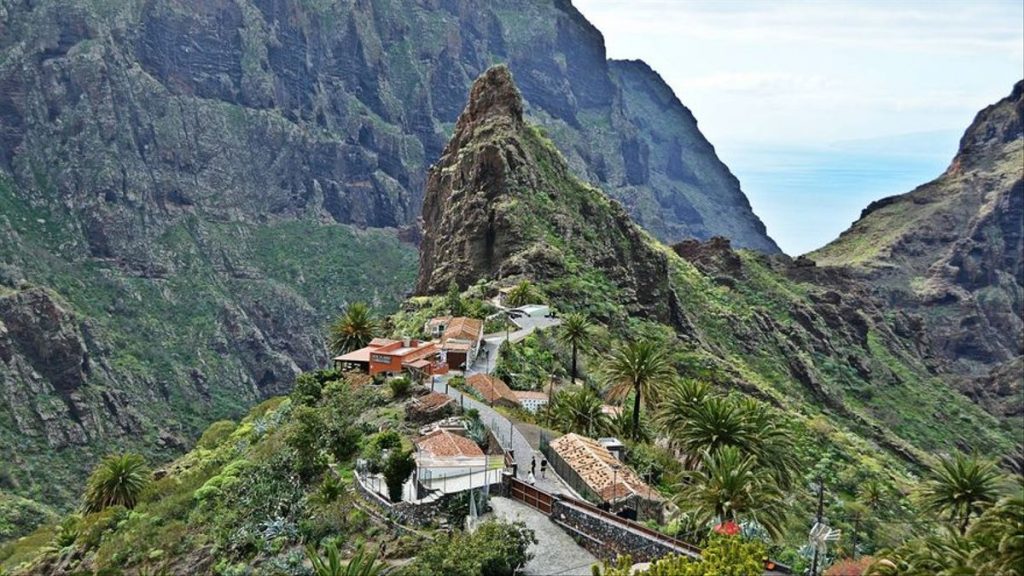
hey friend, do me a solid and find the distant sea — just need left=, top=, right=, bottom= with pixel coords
left=724, top=130, right=961, bottom=256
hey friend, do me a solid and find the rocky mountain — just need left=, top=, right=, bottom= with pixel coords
left=811, top=80, right=1024, bottom=420
left=418, top=66, right=1015, bottom=477
left=417, top=66, right=678, bottom=324
left=0, top=0, right=780, bottom=510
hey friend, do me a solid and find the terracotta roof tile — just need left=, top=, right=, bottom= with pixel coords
left=413, top=391, right=455, bottom=411
left=549, top=433, right=660, bottom=503
left=441, top=317, right=483, bottom=345
left=416, top=429, right=484, bottom=458
left=466, top=373, right=518, bottom=405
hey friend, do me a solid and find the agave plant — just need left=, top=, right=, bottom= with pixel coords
left=306, top=541, right=383, bottom=576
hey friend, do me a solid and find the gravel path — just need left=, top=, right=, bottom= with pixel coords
left=489, top=496, right=598, bottom=576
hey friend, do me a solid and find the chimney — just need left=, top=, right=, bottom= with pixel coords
left=403, top=336, right=411, bottom=347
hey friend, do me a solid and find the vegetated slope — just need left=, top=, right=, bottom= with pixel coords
left=419, top=66, right=1014, bottom=480
left=0, top=376, right=412, bottom=575
left=811, top=80, right=1024, bottom=422
left=0, top=0, right=778, bottom=513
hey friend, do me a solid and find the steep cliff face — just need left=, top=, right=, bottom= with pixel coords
left=419, top=68, right=1014, bottom=468
left=0, top=0, right=777, bottom=509
left=417, top=66, right=677, bottom=324
left=812, top=80, right=1024, bottom=419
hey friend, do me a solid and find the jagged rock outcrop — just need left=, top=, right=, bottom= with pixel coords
left=417, top=66, right=676, bottom=324
left=812, top=80, right=1024, bottom=419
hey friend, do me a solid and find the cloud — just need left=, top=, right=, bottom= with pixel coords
left=578, top=0, right=1024, bottom=57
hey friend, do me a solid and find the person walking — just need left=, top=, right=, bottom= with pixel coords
left=540, top=457, right=548, bottom=479
left=531, top=455, right=537, bottom=477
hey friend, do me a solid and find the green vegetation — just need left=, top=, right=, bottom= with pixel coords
left=919, top=454, right=1003, bottom=536
left=329, top=302, right=379, bottom=356
left=0, top=495, right=55, bottom=542
left=867, top=477, right=1023, bottom=575
left=596, top=534, right=767, bottom=575
left=306, top=542, right=383, bottom=576
left=601, top=340, right=678, bottom=435
left=382, top=450, right=415, bottom=503
left=681, top=446, right=787, bottom=539
left=544, top=387, right=608, bottom=438
left=394, top=520, right=536, bottom=576
left=557, top=312, right=594, bottom=384
left=83, top=454, right=151, bottom=513
left=504, top=280, right=544, bottom=307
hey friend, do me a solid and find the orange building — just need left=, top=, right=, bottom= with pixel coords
left=333, top=338, right=449, bottom=377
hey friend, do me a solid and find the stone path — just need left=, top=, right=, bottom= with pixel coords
left=489, top=496, right=598, bottom=576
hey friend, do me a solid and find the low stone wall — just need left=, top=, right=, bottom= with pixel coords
left=353, top=472, right=449, bottom=527
left=550, top=499, right=689, bottom=563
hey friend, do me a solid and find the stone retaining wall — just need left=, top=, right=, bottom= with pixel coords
left=550, top=499, right=683, bottom=563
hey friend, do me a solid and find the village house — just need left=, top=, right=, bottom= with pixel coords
left=545, top=433, right=664, bottom=522
left=424, top=315, right=453, bottom=338
left=437, top=316, right=484, bottom=370
left=465, top=373, right=520, bottom=408
left=406, top=391, right=456, bottom=423
left=414, top=428, right=502, bottom=495
left=513, top=390, right=549, bottom=413
left=333, top=337, right=448, bottom=378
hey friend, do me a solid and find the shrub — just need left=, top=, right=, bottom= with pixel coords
left=388, top=376, right=412, bottom=398
left=285, top=406, right=328, bottom=479
left=396, top=520, right=536, bottom=576
left=382, top=450, right=415, bottom=502
left=197, top=420, right=237, bottom=450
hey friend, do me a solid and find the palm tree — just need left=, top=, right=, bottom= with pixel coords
left=329, top=302, right=377, bottom=355
left=306, top=542, right=383, bottom=576
left=547, top=388, right=608, bottom=437
left=505, top=280, right=542, bottom=307
left=602, top=340, right=677, bottom=433
left=557, top=313, right=593, bottom=384
left=921, top=453, right=1002, bottom=535
left=667, top=396, right=754, bottom=465
left=967, top=491, right=1024, bottom=575
left=83, top=453, right=150, bottom=513
left=858, top=479, right=888, bottom=513
left=653, top=378, right=711, bottom=434
left=735, top=398, right=799, bottom=489
left=680, top=445, right=787, bottom=539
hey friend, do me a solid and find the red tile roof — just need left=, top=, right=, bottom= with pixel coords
left=413, top=391, right=455, bottom=412
left=416, top=429, right=484, bottom=458
left=466, top=373, right=518, bottom=405
left=441, top=317, right=483, bottom=346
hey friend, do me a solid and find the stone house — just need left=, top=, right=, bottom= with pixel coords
left=545, top=433, right=663, bottom=522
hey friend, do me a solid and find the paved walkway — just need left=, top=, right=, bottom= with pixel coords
left=489, top=496, right=598, bottom=576
left=472, top=316, right=561, bottom=374
left=433, top=378, right=567, bottom=495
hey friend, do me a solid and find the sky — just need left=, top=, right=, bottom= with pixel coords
left=573, top=0, right=1024, bottom=255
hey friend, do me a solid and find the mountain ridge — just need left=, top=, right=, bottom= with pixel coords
left=811, top=79, right=1024, bottom=420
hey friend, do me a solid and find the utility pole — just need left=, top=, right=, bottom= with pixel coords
left=810, top=476, right=825, bottom=576
left=852, top=517, right=860, bottom=560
